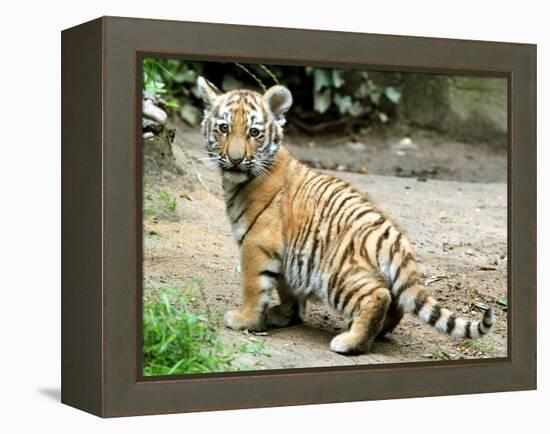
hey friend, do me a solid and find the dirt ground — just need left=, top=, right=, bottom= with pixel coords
left=143, top=119, right=507, bottom=372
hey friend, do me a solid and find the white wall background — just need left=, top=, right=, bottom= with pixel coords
left=1, top=1, right=546, bottom=432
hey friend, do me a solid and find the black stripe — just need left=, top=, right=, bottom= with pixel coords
left=412, top=291, right=428, bottom=314
left=324, top=194, right=356, bottom=246
left=353, top=208, right=375, bottom=223
left=427, top=304, right=442, bottom=326
left=394, top=273, right=419, bottom=300
left=238, top=189, right=281, bottom=244
left=297, top=180, right=337, bottom=253
left=333, top=272, right=362, bottom=309
left=315, top=176, right=340, bottom=198
left=375, top=226, right=391, bottom=259
left=342, top=282, right=379, bottom=313
left=294, top=179, right=335, bottom=261
left=227, top=179, right=251, bottom=207
left=350, top=288, right=380, bottom=317
left=351, top=293, right=370, bottom=316
left=340, top=202, right=367, bottom=230
left=260, top=270, right=280, bottom=279
left=464, top=320, right=472, bottom=338
left=327, top=272, right=339, bottom=298
left=360, top=241, right=375, bottom=269
left=335, top=276, right=367, bottom=310
left=340, top=286, right=359, bottom=311
left=307, top=235, right=321, bottom=287
left=323, top=184, right=348, bottom=214
left=334, top=264, right=354, bottom=294
left=327, top=212, right=385, bottom=267
left=482, top=310, right=493, bottom=328
left=296, top=212, right=316, bottom=252
left=312, top=183, right=349, bottom=242
left=360, top=216, right=386, bottom=244
left=389, top=233, right=403, bottom=260
left=477, top=321, right=484, bottom=336
left=392, top=252, right=413, bottom=288
left=333, top=202, right=359, bottom=233
left=329, top=244, right=354, bottom=286
left=306, top=184, right=348, bottom=283
left=288, top=175, right=326, bottom=253
left=332, top=286, right=347, bottom=309
left=232, top=205, right=249, bottom=224
left=446, top=314, right=456, bottom=334
left=258, top=246, right=276, bottom=259
left=286, top=174, right=311, bottom=216
left=289, top=172, right=324, bottom=211
left=328, top=266, right=353, bottom=303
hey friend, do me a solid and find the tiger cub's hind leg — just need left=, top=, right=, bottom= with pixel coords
left=330, top=286, right=391, bottom=354
left=266, top=281, right=305, bottom=328
left=377, top=299, right=404, bottom=339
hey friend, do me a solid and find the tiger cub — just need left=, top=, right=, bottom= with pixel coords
left=196, top=76, right=495, bottom=355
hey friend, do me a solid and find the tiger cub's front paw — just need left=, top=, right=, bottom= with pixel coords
left=223, top=309, right=265, bottom=331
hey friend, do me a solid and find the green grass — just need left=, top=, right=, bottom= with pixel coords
left=466, top=339, right=495, bottom=355
left=142, top=281, right=270, bottom=376
left=159, top=190, right=177, bottom=213
left=143, top=282, right=234, bottom=376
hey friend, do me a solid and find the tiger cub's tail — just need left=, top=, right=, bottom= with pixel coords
left=395, top=282, right=495, bottom=339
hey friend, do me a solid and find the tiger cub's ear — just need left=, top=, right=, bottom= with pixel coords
left=264, top=85, right=293, bottom=123
left=196, top=76, right=221, bottom=108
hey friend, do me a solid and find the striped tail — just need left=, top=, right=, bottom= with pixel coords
left=396, top=283, right=495, bottom=339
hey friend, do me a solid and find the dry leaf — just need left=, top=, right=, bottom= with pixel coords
left=179, top=192, right=193, bottom=201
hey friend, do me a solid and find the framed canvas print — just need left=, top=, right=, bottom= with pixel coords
left=61, top=16, right=536, bottom=417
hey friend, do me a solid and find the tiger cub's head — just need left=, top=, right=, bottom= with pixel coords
left=197, top=76, right=292, bottom=182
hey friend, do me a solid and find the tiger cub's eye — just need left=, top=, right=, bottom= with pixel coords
left=218, top=123, right=229, bottom=134
left=249, top=127, right=261, bottom=138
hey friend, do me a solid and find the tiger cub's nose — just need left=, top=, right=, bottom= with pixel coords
left=229, top=156, right=244, bottom=166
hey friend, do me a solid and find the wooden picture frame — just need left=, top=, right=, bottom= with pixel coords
left=61, top=16, right=536, bottom=417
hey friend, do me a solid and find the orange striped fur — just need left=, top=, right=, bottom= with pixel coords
left=196, top=76, right=495, bottom=354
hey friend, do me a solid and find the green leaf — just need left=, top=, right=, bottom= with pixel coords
left=370, top=88, right=382, bottom=105
left=314, top=89, right=332, bottom=114
left=313, top=69, right=332, bottom=92
left=333, top=93, right=352, bottom=114
left=497, top=297, right=508, bottom=307
left=377, top=112, right=389, bottom=123
left=348, top=101, right=364, bottom=117
left=160, top=293, right=171, bottom=312
left=165, top=100, right=180, bottom=108
left=356, top=82, right=370, bottom=99
left=331, top=69, right=345, bottom=88
left=384, top=86, right=402, bottom=104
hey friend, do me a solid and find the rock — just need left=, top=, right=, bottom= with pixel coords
left=142, top=118, right=163, bottom=134
left=400, top=75, right=507, bottom=147
left=346, top=142, right=368, bottom=151
left=143, top=91, right=156, bottom=102
left=391, top=137, right=418, bottom=151
left=143, top=99, right=168, bottom=125
left=142, top=131, right=154, bottom=140
left=179, top=104, right=202, bottom=126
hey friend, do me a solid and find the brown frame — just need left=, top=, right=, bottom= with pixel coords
left=61, top=16, right=537, bottom=417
